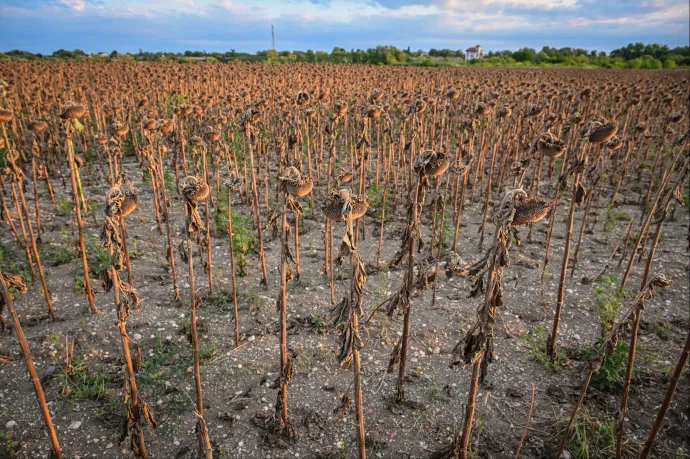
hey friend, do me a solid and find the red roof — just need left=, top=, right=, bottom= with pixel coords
left=466, top=47, right=478, bottom=52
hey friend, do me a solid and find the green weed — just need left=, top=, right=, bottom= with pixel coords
left=556, top=409, right=617, bottom=459
left=604, top=204, right=628, bottom=233
left=56, top=196, right=74, bottom=215
left=583, top=338, right=630, bottom=391
left=40, top=243, right=74, bottom=266
left=427, top=375, right=444, bottom=401
left=524, top=324, right=564, bottom=372
left=593, top=274, right=625, bottom=333
left=57, top=358, right=112, bottom=401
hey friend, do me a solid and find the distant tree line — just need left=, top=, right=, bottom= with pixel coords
left=1, top=42, right=687, bottom=69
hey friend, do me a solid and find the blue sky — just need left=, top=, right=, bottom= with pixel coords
left=1, top=0, right=688, bottom=54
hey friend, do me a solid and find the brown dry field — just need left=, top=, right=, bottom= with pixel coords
left=0, top=63, right=688, bottom=459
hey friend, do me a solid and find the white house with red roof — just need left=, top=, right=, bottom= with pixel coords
left=465, top=45, right=484, bottom=60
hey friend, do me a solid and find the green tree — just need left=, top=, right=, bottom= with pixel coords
left=513, top=48, right=537, bottom=62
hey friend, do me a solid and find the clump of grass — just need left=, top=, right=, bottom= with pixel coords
left=0, top=244, right=33, bottom=284
left=240, top=290, right=263, bottom=311
left=57, top=357, right=111, bottom=401
left=0, top=431, right=15, bottom=457
left=138, top=334, right=189, bottom=392
left=629, top=228, right=641, bottom=245
left=310, top=314, right=326, bottom=333
left=129, top=240, right=142, bottom=259
left=427, top=375, right=444, bottom=402
left=55, top=196, right=74, bottom=215
left=555, top=409, right=617, bottom=459
left=603, top=204, right=628, bottom=233
left=524, top=324, right=565, bottom=371
left=199, top=341, right=219, bottom=363
left=652, top=321, right=672, bottom=341
left=205, top=288, right=235, bottom=312
left=87, top=200, right=101, bottom=214
left=582, top=338, right=630, bottom=391
left=204, top=288, right=258, bottom=314
left=40, top=243, right=74, bottom=266
left=73, top=273, right=85, bottom=292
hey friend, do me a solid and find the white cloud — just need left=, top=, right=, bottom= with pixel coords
left=437, top=9, right=541, bottom=31
left=218, top=1, right=254, bottom=15
left=212, top=0, right=438, bottom=22
left=441, top=0, right=578, bottom=11
left=60, top=0, right=86, bottom=11
left=567, top=2, right=688, bottom=27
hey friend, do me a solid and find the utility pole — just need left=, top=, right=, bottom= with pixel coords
left=271, top=25, right=275, bottom=50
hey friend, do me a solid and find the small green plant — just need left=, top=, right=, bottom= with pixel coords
left=652, top=321, right=672, bottom=341
left=142, top=168, right=152, bottom=187
left=246, top=290, right=263, bottom=310
left=603, top=204, right=628, bottom=233
left=556, top=409, right=617, bottom=459
left=48, top=331, right=62, bottom=346
left=57, top=357, right=110, bottom=401
left=166, top=94, right=190, bottom=116
left=468, top=405, right=488, bottom=459
left=138, top=334, right=190, bottom=392
left=86, top=238, right=110, bottom=279
left=56, top=196, right=74, bottom=215
left=121, top=134, right=138, bottom=157
left=582, top=338, right=630, bottom=391
left=231, top=215, right=256, bottom=277
left=435, top=211, right=453, bottom=250
left=199, top=341, right=219, bottom=363
left=295, top=352, right=312, bottom=373
left=0, top=431, right=13, bottom=457
left=205, top=288, right=235, bottom=312
left=427, top=375, right=443, bottom=401
left=40, top=243, right=74, bottom=266
left=311, top=314, right=326, bottom=332
left=288, top=279, right=308, bottom=290
left=0, top=243, right=32, bottom=284
left=212, top=193, right=257, bottom=276
left=230, top=131, right=246, bottom=163
left=668, top=446, right=688, bottom=459
left=524, top=324, right=564, bottom=371
left=593, top=274, right=625, bottom=333
left=73, top=273, right=85, bottom=292
left=164, top=167, right=176, bottom=194
left=367, top=183, right=394, bottom=222
left=87, top=200, right=101, bottom=214
left=213, top=189, right=229, bottom=232
left=129, top=240, right=142, bottom=259
left=629, top=228, right=641, bottom=245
